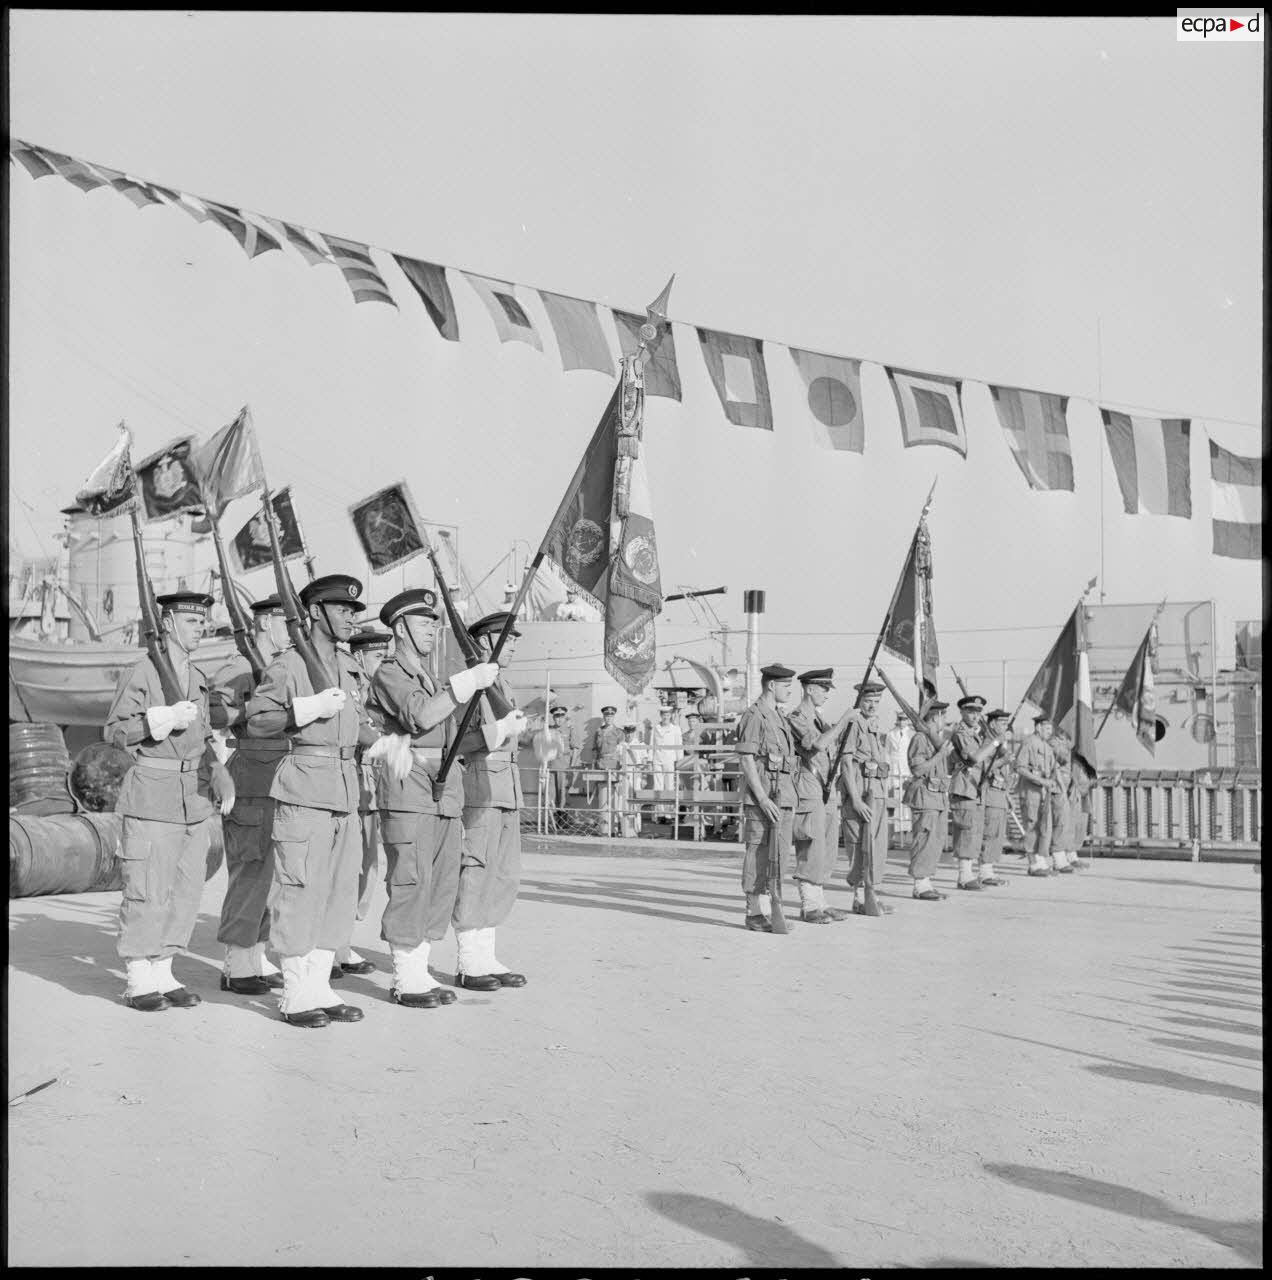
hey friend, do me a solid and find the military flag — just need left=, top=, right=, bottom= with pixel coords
left=393, top=255, right=460, bottom=340
left=74, top=423, right=138, bottom=517
left=614, top=309, right=681, bottom=401
left=349, top=482, right=427, bottom=575
left=463, top=273, right=543, bottom=349
left=1099, top=613, right=1163, bottom=754
left=193, top=406, right=266, bottom=518
left=230, top=487, right=305, bottom=574
left=539, top=291, right=614, bottom=374
left=698, top=328, right=773, bottom=430
left=887, top=367, right=967, bottom=456
left=322, top=234, right=398, bottom=307
left=1207, top=430, right=1260, bottom=559
left=1023, top=603, right=1097, bottom=777
left=789, top=348, right=865, bottom=453
left=990, top=385, right=1074, bottom=491
left=1100, top=410, right=1192, bottom=517
left=539, top=356, right=663, bottom=692
left=879, top=507, right=940, bottom=699
left=134, top=436, right=204, bottom=522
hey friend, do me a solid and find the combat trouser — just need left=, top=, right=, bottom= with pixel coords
left=118, top=815, right=213, bottom=960
left=454, top=806, right=522, bottom=931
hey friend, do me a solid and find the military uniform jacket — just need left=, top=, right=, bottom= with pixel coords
left=1015, top=733, right=1056, bottom=792
left=589, top=723, right=626, bottom=769
left=210, top=652, right=288, bottom=801
left=906, top=731, right=949, bottom=811
left=837, top=714, right=890, bottom=804
left=1052, top=744, right=1073, bottom=795
left=981, top=739, right=1017, bottom=809
left=948, top=723, right=987, bottom=801
left=105, top=654, right=215, bottom=824
left=245, top=646, right=371, bottom=815
left=733, top=699, right=797, bottom=809
left=787, top=703, right=836, bottom=812
left=368, top=654, right=464, bottom=818
left=459, top=678, right=523, bottom=811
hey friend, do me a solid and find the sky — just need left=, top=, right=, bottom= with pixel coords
left=6, top=12, right=1264, bottom=695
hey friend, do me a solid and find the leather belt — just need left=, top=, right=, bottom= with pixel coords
left=411, top=747, right=445, bottom=764
left=289, top=745, right=357, bottom=760
left=231, top=739, right=289, bottom=754
left=136, top=756, right=200, bottom=773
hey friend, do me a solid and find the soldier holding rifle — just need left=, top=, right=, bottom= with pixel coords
left=838, top=679, right=893, bottom=915
left=947, top=694, right=1004, bottom=892
left=904, top=696, right=954, bottom=901
left=977, top=708, right=1015, bottom=886
left=732, top=663, right=798, bottom=933
left=1015, top=713, right=1058, bottom=878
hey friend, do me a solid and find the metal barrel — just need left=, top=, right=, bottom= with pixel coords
left=8, top=813, right=225, bottom=899
left=8, top=723, right=77, bottom=816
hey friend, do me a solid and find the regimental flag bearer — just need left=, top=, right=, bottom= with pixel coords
left=245, top=574, right=380, bottom=1028
left=837, top=680, right=893, bottom=914
left=105, top=591, right=234, bottom=1011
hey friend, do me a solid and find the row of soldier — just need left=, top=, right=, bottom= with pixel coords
left=730, top=663, right=1090, bottom=930
left=105, top=577, right=530, bottom=1027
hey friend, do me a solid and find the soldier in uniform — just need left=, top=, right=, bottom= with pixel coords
left=366, top=589, right=501, bottom=1008
left=588, top=705, right=625, bottom=836
left=732, top=662, right=798, bottom=932
left=1047, top=727, right=1078, bottom=874
left=977, top=708, right=1016, bottom=886
left=454, top=611, right=530, bottom=990
left=947, top=694, right=1004, bottom=893
left=838, top=679, right=892, bottom=915
left=649, top=703, right=684, bottom=823
left=546, top=705, right=580, bottom=828
left=1015, top=713, right=1057, bottom=878
left=208, top=594, right=289, bottom=995
left=332, top=626, right=394, bottom=981
left=787, top=668, right=856, bottom=923
left=105, top=591, right=234, bottom=1011
left=905, top=697, right=954, bottom=901
left=244, top=574, right=379, bottom=1028
left=617, top=722, right=647, bottom=837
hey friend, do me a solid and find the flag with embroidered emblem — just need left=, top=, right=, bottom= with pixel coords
left=614, top=309, right=681, bottom=400
left=134, top=436, right=204, bottom=522
left=887, top=367, right=967, bottom=456
left=879, top=507, right=940, bottom=700
left=462, top=273, right=543, bottom=349
left=322, top=234, right=398, bottom=307
left=193, top=406, right=266, bottom=518
left=74, top=423, right=139, bottom=517
left=789, top=348, right=865, bottom=452
left=349, top=482, right=427, bottom=575
left=1100, top=410, right=1191, bottom=517
left=229, top=487, right=304, bottom=574
left=1106, top=619, right=1162, bottom=755
left=1208, top=431, right=1260, bottom=559
left=200, top=201, right=282, bottom=260
left=540, top=291, right=613, bottom=374
left=697, top=329, right=772, bottom=430
left=989, top=385, right=1074, bottom=490
left=393, top=255, right=459, bottom=340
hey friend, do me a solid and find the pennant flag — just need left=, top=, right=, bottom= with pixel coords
left=201, top=201, right=282, bottom=260
left=789, top=348, right=865, bottom=453
left=1023, top=604, right=1096, bottom=777
left=393, top=255, right=459, bottom=341
left=32, top=146, right=112, bottom=193
left=1208, top=433, right=1261, bottom=559
left=135, top=436, right=205, bottom=522
left=462, top=273, right=543, bottom=349
left=265, top=217, right=333, bottom=265
left=349, top=482, right=427, bottom=575
left=10, top=139, right=57, bottom=179
left=193, top=406, right=266, bottom=518
left=539, top=291, right=614, bottom=374
left=230, top=488, right=304, bottom=574
left=322, top=234, right=398, bottom=307
left=540, top=357, right=663, bottom=692
left=88, top=163, right=167, bottom=210
left=1100, top=410, right=1191, bottom=517
left=614, top=310, right=681, bottom=400
left=887, top=367, right=967, bottom=455
left=697, top=329, right=773, bottom=430
left=879, top=516, right=940, bottom=698
left=989, top=385, right=1074, bottom=490
left=74, top=423, right=138, bottom=517
left=1108, top=623, right=1161, bottom=754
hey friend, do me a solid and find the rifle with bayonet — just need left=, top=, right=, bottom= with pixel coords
left=767, top=773, right=789, bottom=934
left=129, top=508, right=184, bottom=703
left=204, top=507, right=266, bottom=683
left=261, top=489, right=334, bottom=693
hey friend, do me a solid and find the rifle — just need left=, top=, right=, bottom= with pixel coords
left=952, top=668, right=971, bottom=699
left=261, top=489, right=333, bottom=693
left=875, top=665, right=944, bottom=750
left=767, top=774, right=789, bottom=935
left=205, top=508, right=265, bottom=682
left=129, top=508, right=184, bottom=703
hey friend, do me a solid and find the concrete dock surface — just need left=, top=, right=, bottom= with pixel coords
left=7, top=841, right=1263, bottom=1268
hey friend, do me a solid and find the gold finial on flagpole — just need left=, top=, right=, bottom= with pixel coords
left=636, top=274, right=675, bottom=362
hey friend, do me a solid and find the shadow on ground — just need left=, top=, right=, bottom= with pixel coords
left=645, top=1190, right=841, bottom=1267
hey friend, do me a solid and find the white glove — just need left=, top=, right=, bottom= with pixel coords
left=171, top=700, right=199, bottom=729
left=145, top=705, right=178, bottom=742
left=480, top=708, right=529, bottom=752
left=504, top=709, right=528, bottom=739
left=293, top=687, right=346, bottom=727
left=365, top=732, right=413, bottom=783
left=449, top=662, right=499, bottom=703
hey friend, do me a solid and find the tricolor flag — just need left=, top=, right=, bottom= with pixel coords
left=193, top=406, right=266, bottom=518
left=879, top=514, right=940, bottom=699
left=201, top=201, right=282, bottom=260
left=788, top=348, right=865, bottom=453
left=697, top=329, right=773, bottom=431
left=462, top=274, right=543, bottom=349
left=887, top=367, right=967, bottom=456
left=135, top=436, right=205, bottom=523
left=539, top=357, right=663, bottom=693
left=1103, top=620, right=1161, bottom=755
left=393, top=255, right=459, bottom=341
left=989, top=385, right=1074, bottom=491
left=539, top=291, right=614, bottom=375
left=614, top=309, right=681, bottom=400
left=74, top=423, right=139, bottom=518
left=266, top=218, right=334, bottom=265
left=1207, top=431, right=1260, bottom=559
left=322, top=234, right=398, bottom=307
left=1100, top=410, right=1191, bottom=517
left=1023, top=604, right=1096, bottom=778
